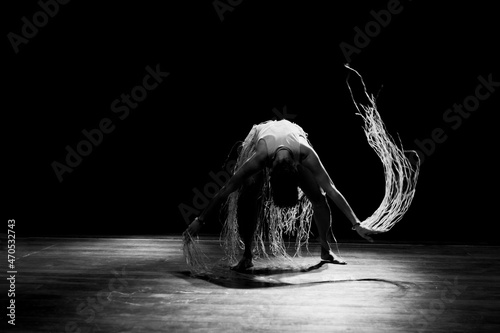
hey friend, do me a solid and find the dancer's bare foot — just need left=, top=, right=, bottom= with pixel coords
left=231, top=257, right=254, bottom=271
left=321, top=247, right=346, bottom=265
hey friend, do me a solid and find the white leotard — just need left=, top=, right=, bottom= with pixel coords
left=255, top=120, right=308, bottom=162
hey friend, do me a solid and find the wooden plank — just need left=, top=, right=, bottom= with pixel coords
left=2, top=237, right=499, bottom=332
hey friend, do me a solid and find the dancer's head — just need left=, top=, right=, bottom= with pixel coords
left=270, top=148, right=299, bottom=208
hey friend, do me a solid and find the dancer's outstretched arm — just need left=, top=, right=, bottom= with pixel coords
left=187, top=147, right=267, bottom=235
left=301, top=146, right=376, bottom=242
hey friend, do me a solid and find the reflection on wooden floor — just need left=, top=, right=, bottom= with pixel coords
left=2, top=237, right=499, bottom=332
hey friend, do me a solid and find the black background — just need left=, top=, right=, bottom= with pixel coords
left=4, top=1, right=499, bottom=243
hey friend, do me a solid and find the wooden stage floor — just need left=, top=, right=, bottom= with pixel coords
left=2, top=236, right=499, bottom=332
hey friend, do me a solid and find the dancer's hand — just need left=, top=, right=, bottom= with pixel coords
left=187, top=217, right=203, bottom=236
left=355, top=225, right=377, bottom=242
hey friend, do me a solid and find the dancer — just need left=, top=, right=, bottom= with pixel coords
left=186, top=119, right=377, bottom=271
left=185, top=66, right=419, bottom=273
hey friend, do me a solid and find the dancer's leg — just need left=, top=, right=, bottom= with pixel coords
left=233, top=171, right=263, bottom=270
left=298, top=165, right=345, bottom=264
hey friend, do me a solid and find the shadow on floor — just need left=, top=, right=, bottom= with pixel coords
left=177, top=261, right=413, bottom=292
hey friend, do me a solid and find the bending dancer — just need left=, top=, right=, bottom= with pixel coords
left=186, top=119, right=377, bottom=271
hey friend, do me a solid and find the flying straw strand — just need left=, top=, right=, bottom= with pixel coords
left=345, top=64, right=420, bottom=232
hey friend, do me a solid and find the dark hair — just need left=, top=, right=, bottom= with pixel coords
left=270, top=160, right=299, bottom=208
